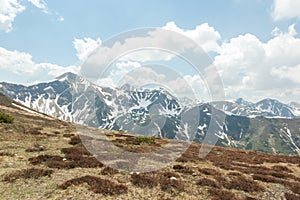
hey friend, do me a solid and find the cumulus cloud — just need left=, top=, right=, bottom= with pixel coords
left=79, top=24, right=215, bottom=80
left=162, top=21, right=221, bottom=52
left=214, top=24, right=300, bottom=102
left=271, top=64, right=300, bottom=84
left=75, top=23, right=222, bottom=102
left=272, top=0, right=300, bottom=20
left=0, top=47, right=79, bottom=84
left=73, top=37, right=102, bottom=62
left=0, top=0, right=25, bottom=32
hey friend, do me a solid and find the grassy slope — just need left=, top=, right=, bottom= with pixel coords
left=0, top=100, right=300, bottom=200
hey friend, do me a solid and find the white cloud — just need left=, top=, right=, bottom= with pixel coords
left=27, top=0, right=47, bottom=13
left=272, top=0, right=300, bottom=20
left=214, top=24, right=300, bottom=102
left=0, top=0, right=64, bottom=32
left=0, top=47, right=79, bottom=84
left=26, top=0, right=64, bottom=22
left=79, top=23, right=216, bottom=79
left=0, top=0, right=25, bottom=32
left=73, top=37, right=102, bottom=62
left=95, top=61, right=211, bottom=101
left=271, top=64, right=300, bottom=84
left=162, top=21, right=221, bottom=52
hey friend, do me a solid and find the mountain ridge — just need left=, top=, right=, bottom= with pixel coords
left=0, top=72, right=300, bottom=156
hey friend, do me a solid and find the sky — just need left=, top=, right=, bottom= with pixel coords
left=0, top=0, right=300, bottom=103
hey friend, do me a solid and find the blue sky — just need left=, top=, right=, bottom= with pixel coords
left=1, top=0, right=300, bottom=102
left=1, top=0, right=297, bottom=65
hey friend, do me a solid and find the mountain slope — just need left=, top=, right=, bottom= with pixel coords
left=0, top=73, right=300, bottom=156
left=0, top=100, right=300, bottom=200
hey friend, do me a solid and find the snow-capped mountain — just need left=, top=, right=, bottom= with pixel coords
left=1, top=72, right=300, bottom=156
left=211, top=98, right=299, bottom=118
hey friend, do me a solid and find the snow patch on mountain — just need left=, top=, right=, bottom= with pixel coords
left=12, top=103, right=40, bottom=115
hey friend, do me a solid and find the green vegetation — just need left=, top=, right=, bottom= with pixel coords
left=0, top=111, right=14, bottom=123
left=135, top=136, right=156, bottom=144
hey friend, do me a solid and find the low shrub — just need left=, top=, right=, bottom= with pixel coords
left=0, top=111, right=13, bottom=123
left=224, top=175, right=265, bottom=192
left=161, top=171, right=180, bottom=179
left=272, top=165, right=293, bottom=173
left=198, top=168, right=221, bottom=176
left=160, top=176, right=184, bottom=192
left=26, top=127, right=43, bottom=135
left=0, top=152, right=15, bottom=157
left=101, top=166, right=119, bottom=175
left=208, top=188, right=238, bottom=200
left=63, top=133, right=75, bottom=138
left=252, top=174, right=285, bottom=184
left=197, top=178, right=218, bottom=188
left=175, top=144, right=200, bottom=163
left=173, top=164, right=194, bottom=174
left=69, top=136, right=81, bottom=145
left=28, top=154, right=64, bottom=165
left=3, top=168, right=53, bottom=182
left=285, top=192, right=300, bottom=200
left=284, top=181, right=300, bottom=195
left=227, top=172, right=243, bottom=177
left=25, top=143, right=45, bottom=152
left=58, top=175, right=128, bottom=195
left=131, top=172, right=159, bottom=188
left=46, top=160, right=76, bottom=169
left=61, top=146, right=91, bottom=156
left=135, top=136, right=156, bottom=145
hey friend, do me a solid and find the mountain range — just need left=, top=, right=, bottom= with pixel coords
left=0, top=72, right=299, bottom=156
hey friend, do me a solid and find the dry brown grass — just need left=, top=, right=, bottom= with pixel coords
left=61, top=145, right=91, bottom=156
left=25, top=143, right=45, bottom=152
left=25, top=127, right=43, bottom=135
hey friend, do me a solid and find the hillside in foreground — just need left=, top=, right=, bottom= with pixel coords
left=0, top=94, right=300, bottom=200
